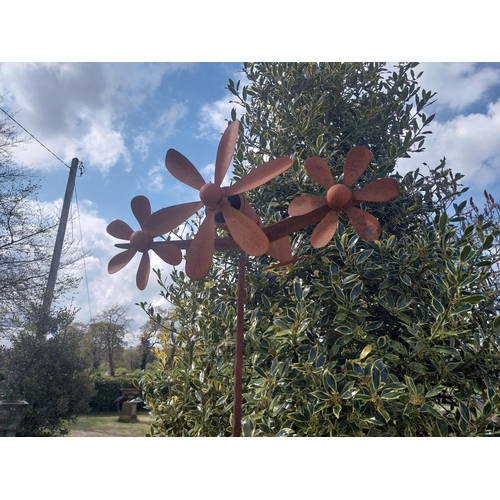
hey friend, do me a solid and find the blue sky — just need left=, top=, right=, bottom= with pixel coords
left=1, top=62, right=500, bottom=336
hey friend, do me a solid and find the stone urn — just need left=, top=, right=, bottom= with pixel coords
left=0, top=400, right=29, bottom=437
left=118, top=388, right=141, bottom=423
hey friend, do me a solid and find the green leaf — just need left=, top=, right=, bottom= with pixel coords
left=425, top=386, right=444, bottom=398
left=438, top=212, right=448, bottom=233
left=457, top=295, right=485, bottom=304
left=359, top=344, right=373, bottom=360
left=323, top=370, right=337, bottom=392
left=243, top=418, right=254, bottom=437
left=332, top=404, right=342, bottom=419
left=349, top=282, right=363, bottom=302
left=459, top=245, right=473, bottom=262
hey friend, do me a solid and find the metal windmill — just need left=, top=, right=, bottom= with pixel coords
left=106, top=120, right=400, bottom=436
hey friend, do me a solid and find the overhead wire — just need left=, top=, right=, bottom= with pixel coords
left=0, top=106, right=71, bottom=169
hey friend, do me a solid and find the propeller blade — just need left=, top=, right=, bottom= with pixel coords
left=220, top=205, right=269, bottom=256
left=342, top=146, right=372, bottom=188
left=267, top=236, right=293, bottom=263
left=288, top=195, right=327, bottom=216
left=345, top=206, right=382, bottom=241
left=166, top=149, right=206, bottom=190
left=310, top=210, right=339, bottom=248
left=136, top=252, right=151, bottom=290
left=215, top=120, right=239, bottom=186
left=185, top=210, right=215, bottom=281
left=131, top=196, right=151, bottom=228
left=143, top=200, right=203, bottom=237
left=353, top=178, right=400, bottom=203
left=152, top=242, right=183, bottom=266
left=304, top=157, right=335, bottom=190
left=225, top=157, right=292, bottom=195
left=107, top=220, right=134, bottom=240
left=108, top=248, right=136, bottom=274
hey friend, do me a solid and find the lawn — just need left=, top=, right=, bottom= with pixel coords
left=65, top=412, right=154, bottom=437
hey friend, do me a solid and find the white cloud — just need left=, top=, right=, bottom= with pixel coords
left=397, top=98, right=500, bottom=192
left=157, top=101, right=189, bottom=139
left=0, top=62, right=190, bottom=175
left=418, top=63, right=500, bottom=112
left=196, top=98, right=237, bottom=140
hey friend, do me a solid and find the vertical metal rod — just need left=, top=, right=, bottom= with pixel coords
left=232, top=251, right=246, bottom=437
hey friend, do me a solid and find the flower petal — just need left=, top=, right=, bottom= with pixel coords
left=185, top=210, right=215, bottom=281
left=311, top=210, right=339, bottom=248
left=136, top=252, right=150, bottom=290
left=131, top=196, right=152, bottom=228
left=152, top=242, right=182, bottom=266
left=215, top=121, right=239, bottom=186
left=353, top=178, right=400, bottom=203
left=107, top=220, right=134, bottom=240
left=342, top=146, right=371, bottom=188
left=305, top=157, right=335, bottom=190
left=345, top=206, right=381, bottom=241
left=108, top=248, right=136, bottom=274
left=288, top=195, right=327, bottom=216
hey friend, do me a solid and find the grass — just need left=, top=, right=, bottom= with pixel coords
left=65, top=412, right=154, bottom=437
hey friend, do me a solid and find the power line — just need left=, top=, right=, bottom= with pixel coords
left=0, top=106, right=71, bottom=169
left=74, top=183, right=93, bottom=321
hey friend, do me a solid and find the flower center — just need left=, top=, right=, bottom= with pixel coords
left=130, top=230, right=153, bottom=253
left=199, top=183, right=224, bottom=209
left=326, top=184, right=352, bottom=209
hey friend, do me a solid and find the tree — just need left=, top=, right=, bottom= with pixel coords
left=86, top=305, right=130, bottom=376
left=0, top=307, right=94, bottom=436
left=137, top=306, right=174, bottom=370
left=0, top=98, right=80, bottom=332
left=141, top=63, right=500, bottom=436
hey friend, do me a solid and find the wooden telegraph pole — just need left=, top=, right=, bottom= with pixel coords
left=39, top=157, right=79, bottom=334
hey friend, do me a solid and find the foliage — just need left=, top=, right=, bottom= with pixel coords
left=0, top=308, right=94, bottom=436
left=141, top=63, right=500, bottom=436
left=89, top=375, right=139, bottom=412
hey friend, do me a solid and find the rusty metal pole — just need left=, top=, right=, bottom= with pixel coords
left=232, top=251, right=246, bottom=437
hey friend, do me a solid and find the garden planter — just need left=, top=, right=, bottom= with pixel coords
left=0, top=400, right=29, bottom=437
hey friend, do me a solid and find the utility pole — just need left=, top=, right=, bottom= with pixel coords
left=39, top=158, right=79, bottom=334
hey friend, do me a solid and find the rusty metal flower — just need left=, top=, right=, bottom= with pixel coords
left=107, top=195, right=182, bottom=290
left=288, top=146, right=400, bottom=247
left=143, top=120, right=292, bottom=280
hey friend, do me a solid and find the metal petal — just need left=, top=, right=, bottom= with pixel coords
left=136, top=252, right=150, bottom=290
left=108, top=248, right=136, bottom=274
left=107, top=220, right=134, bottom=240
left=143, top=200, right=203, bottom=237
left=185, top=210, right=215, bottom=281
left=215, top=120, right=239, bottom=186
left=342, top=146, right=372, bottom=188
left=304, top=156, right=335, bottom=190
left=288, top=195, right=327, bottom=216
left=353, top=178, right=400, bottom=203
left=225, top=157, right=292, bottom=195
left=345, top=206, right=382, bottom=241
left=131, top=195, right=151, bottom=228
left=220, top=205, right=269, bottom=256
left=267, top=235, right=294, bottom=263
left=165, top=149, right=206, bottom=190
left=152, top=242, right=183, bottom=266
left=310, top=210, right=339, bottom=248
